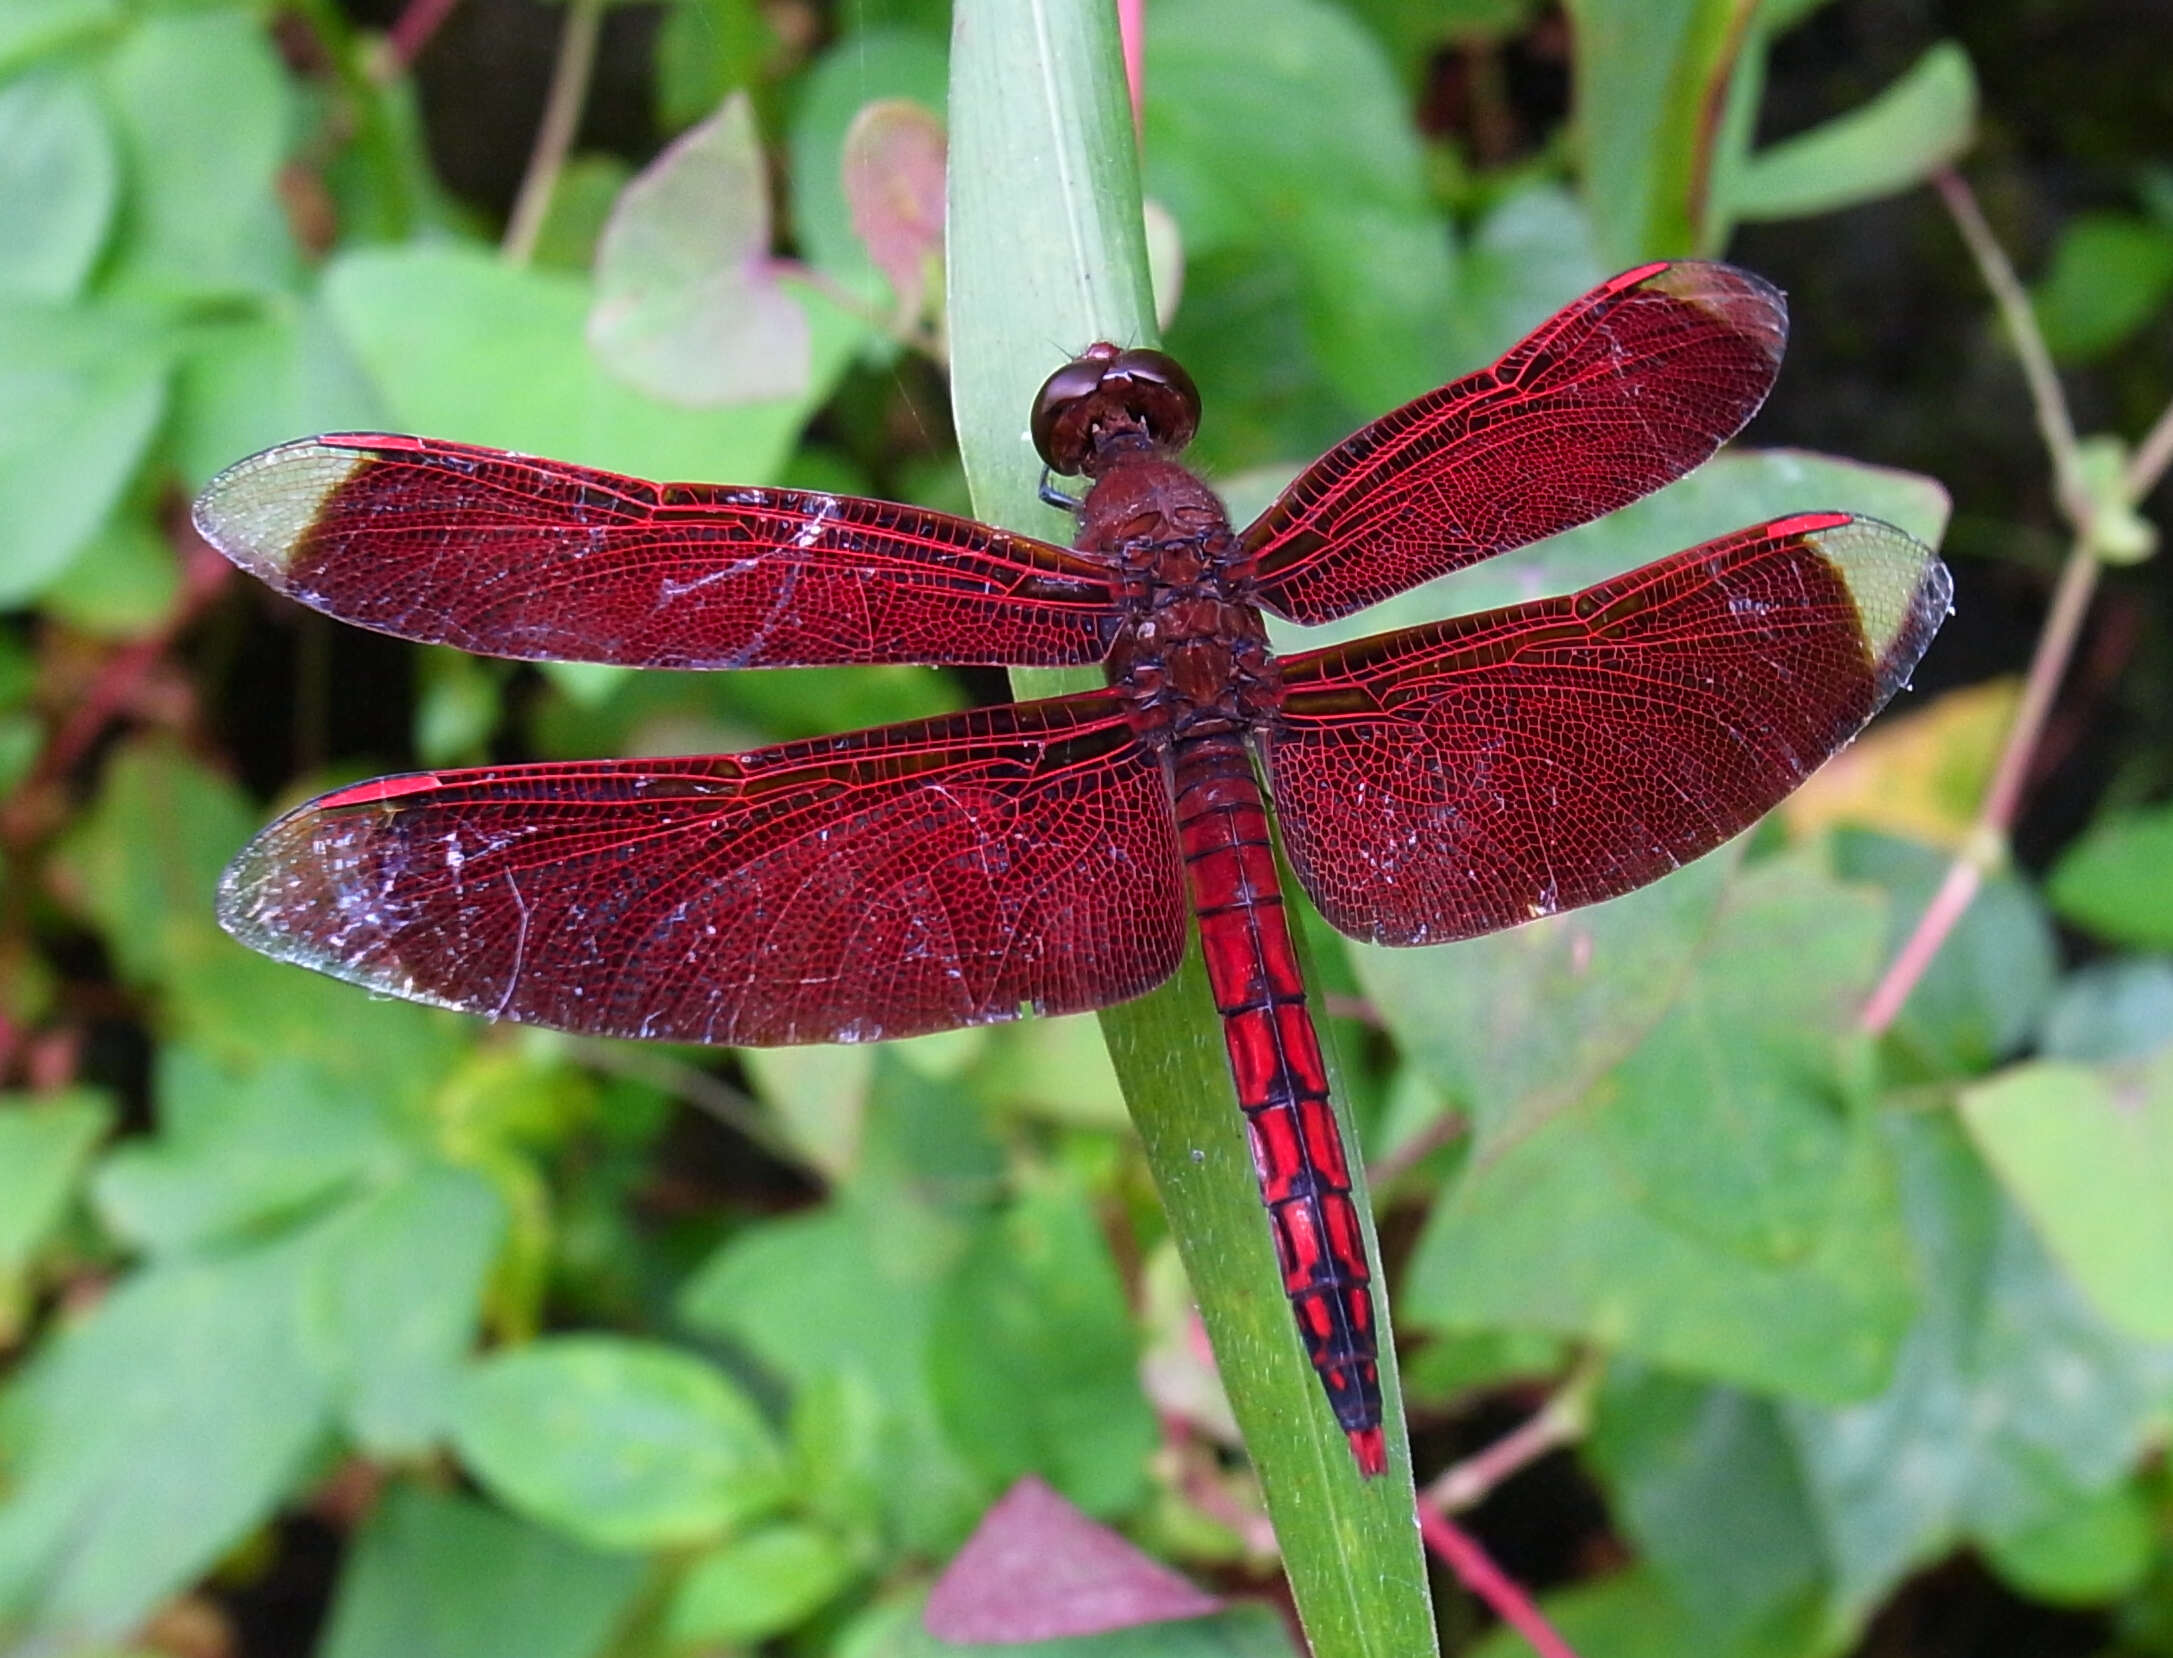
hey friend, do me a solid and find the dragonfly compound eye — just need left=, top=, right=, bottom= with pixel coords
left=1031, top=343, right=1200, bottom=475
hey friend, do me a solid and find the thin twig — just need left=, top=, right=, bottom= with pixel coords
left=385, top=0, right=462, bottom=71
left=570, top=1039, right=812, bottom=1175
left=1366, top=1106, right=1469, bottom=1190
left=794, top=261, right=945, bottom=361
left=1861, top=171, right=2120, bottom=1035
left=1422, top=1353, right=1603, bottom=1515
left=501, top=0, right=604, bottom=267
left=1419, top=1508, right=1583, bottom=1658
left=1933, top=169, right=2085, bottom=514
left=2126, top=392, right=2173, bottom=499
left=1320, top=992, right=1383, bottom=1027
left=11, top=528, right=231, bottom=809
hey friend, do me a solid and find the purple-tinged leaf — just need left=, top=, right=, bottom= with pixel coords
left=587, top=92, right=808, bottom=406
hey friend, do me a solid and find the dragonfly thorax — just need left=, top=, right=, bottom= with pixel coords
left=1069, top=451, right=1279, bottom=742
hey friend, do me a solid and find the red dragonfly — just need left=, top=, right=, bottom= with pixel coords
left=198, top=262, right=1949, bottom=1477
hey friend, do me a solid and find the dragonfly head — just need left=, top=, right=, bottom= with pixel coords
left=1031, top=344, right=1201, bottom=479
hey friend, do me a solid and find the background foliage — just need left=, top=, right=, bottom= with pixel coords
left=1, top=0, right=2171, bottom=1655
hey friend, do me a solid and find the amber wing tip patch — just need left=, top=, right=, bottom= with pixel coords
left=1642, top=260, right=1789, bottom=362
left=193, top=438, right=374, bottom=585
left=1796, top=514, right=1954, bottom=705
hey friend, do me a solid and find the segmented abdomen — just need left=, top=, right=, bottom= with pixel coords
left=1172, top=732, right=1384, bottom=1476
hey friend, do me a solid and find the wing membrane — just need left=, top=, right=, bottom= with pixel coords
left=1245, top=262, right=1788, bottom=622
left=195, top=435, right=1121, bottom=669
left=219, top=692, right=1185, bottom=1044
left=1268, top=514, right=1951, bottom=945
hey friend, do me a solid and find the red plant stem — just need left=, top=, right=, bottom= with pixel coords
left=1858, top=169, right=2134, bottom=1036
left=2129, top=392, right=2173, bottom=500
left=385, top=0, right=462, bottom=72
left=1419, top=1507, right=1582, bottom=1658
left=26, top=532, right=232, bottom=796
left=1935, top=171, right=2086, bottom=514
left=1422, top=1360, right=1597, bottom=1515
left=501, top=0, right=604, bottom=266
left=1117, top=0, right=1145, bottom=133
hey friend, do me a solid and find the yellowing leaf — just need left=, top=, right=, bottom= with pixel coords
left=1781, top=679, right=2016, bottom=850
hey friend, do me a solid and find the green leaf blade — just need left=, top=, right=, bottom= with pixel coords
left=1726, top=42, right=1978, bottom=224
left=943, top=4, right=1434, bottom=1653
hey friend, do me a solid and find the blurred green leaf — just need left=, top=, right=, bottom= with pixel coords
left=0, top=70, right=116, bottom=300
left=2031, top=211, right=2173, bottom=363
left=40, top=511, right=177, bottom=637
left=453, top=1335, right=787, bottom=1550
left=321, top=241, right=860, bottom=485
left=2039, top=957, right=2173, bottom=1062
left=788, top=27, right=949, bottom=303
left=163, top=922, right=466, bottom=1098
left=1437, top=184, right=1604, bottom=374
left=93, top=1045, right=404, bottom=1254
left=1404, top=857, right=1915, bottom=1400
left=527, top=154, right=633, bottom=273
left=836, top=0, right=949, bottom=32
left=307, top=1162, right=508, bottom=1453
left=1758, top=0, right=1839, bottom=31
left=655, top=0, right=777, bottom=133
left=1780, top=1113, right=2173, bottom=1627
left=1959, top=1052, right=2173, bottom=1342
left=2049, top=802, right=2173, bottom=950
left=169, top=295, right=383, bottom=489
left=414, top=647, right=504, bottom=767
left=0, top=0, right=117, bottom=77
left=1144, top=0, right=1457, bottom=416
left=48, top=737, right=255, bottom=985
left=929, top=1177, right=1158, bottom=1517
left=971, top=1014, right=1129, bottom=1131
left=1343, top=0, right=1539, bottom=82
left=740, top=1043, right=873, bottom=1179
left=1978, top=1474, right=2155, bottom=1606
left=1835, top=830, right=2058, bottom=1077
left=319, top=1483, right=645, bottom=1658
left=1356, top=849, right=1734, bottom=1155
left=1565, top=0, right=1751, bottom=262
left=666, top=1522, right=857, bottom=1645
left=0, top=1237, right=331, bottom=1640
left=787, top=1371, right=889, bottom=1546
left=1589, top=1372, right=1826, bottom=1640
left=96, top=8, right=297, bottom=299
left=678, top=1197, right=987, bottom=1553
left=588, top=92, right=823, bottom=406
left=0, top=301, right=167, bottom=606
left=1393, top=1331, right=1564, bottom=1410
left=0, top=1091, right=111, bottom=1329
left=1463, top=1568, right=1810, bottom=1658
left=1725, top=43, right=1977, bottom=224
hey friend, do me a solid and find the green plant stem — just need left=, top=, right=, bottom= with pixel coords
left=502, top=0, right=603, bottom=267
left=943, top=4, right=1434, bottom=1654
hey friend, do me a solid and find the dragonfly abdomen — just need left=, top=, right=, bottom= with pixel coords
left=1172, top=733, right=1385, bottom=1476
